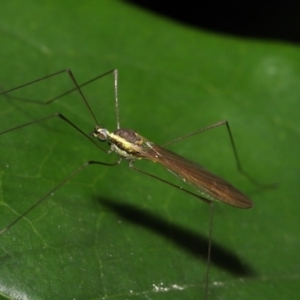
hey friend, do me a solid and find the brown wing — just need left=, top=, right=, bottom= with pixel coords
left=141, top=144, right=252, bottom=209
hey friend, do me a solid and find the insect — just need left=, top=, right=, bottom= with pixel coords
left=0, top=69, right=257, bottom=299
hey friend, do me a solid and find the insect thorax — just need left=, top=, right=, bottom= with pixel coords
left=109, top=129, right=145, bottom=160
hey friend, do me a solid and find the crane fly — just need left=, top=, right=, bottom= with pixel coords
left=92, top=126, right=252, bottom=208
left=0, top=69, right=256, bottom=299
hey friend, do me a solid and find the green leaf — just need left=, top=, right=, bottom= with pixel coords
left=0, top=1, right=299, bottom=299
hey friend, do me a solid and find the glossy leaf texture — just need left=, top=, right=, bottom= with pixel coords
left=0, top=1, right=299, bottom=299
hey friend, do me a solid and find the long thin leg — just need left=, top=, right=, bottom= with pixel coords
left=0, top=69, right=120, bottom=234
left=130, top=164, right=211, bottom=204
left=0, top=70, right=122, bottom=231
left=0, top=69, right=117, bottom=126
left=204, top=202, right=214, bottom=300
left=163, top=120, right=274, bottom=189
left=113, top=69, right=120, bottom=129
left=0, top=113, right=107, bottom=153
left=130, top=164, right=213, bottom=299
left=0, top=159, right=121, bottom=235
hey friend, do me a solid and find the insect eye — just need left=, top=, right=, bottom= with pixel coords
left=90, top=127, right=107, bottom=141
left=97, top=132, right=107, bottom=141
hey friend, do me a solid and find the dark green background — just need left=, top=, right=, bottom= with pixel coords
left=0, top=1, right=299, bottom=299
